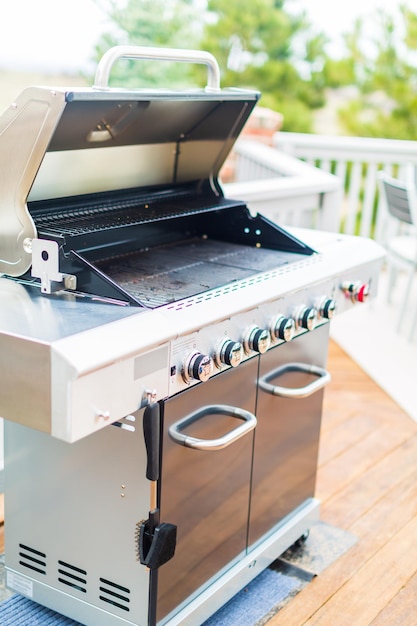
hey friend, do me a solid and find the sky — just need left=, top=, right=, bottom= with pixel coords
left=0, top=0, right=409, bottom=74
left=0, top=0, right=111, bottom=72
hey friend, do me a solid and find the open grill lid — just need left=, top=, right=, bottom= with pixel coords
left=0, top=46, right=260, bottom=277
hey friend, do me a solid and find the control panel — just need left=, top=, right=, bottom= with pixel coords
left=168, top=274, right=371, bottom=396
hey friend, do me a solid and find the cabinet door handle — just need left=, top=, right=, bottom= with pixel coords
left=168, top=404, right=256, bottom=451
left=259, top=362, right=331, bottom=398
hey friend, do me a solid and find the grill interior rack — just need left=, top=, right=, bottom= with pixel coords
left=28, top=188, right=314, bottom=307
left=0, top=46, right=314, bottom=307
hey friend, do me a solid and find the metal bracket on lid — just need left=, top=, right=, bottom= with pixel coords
left=31, top=238, right=76, bottom=294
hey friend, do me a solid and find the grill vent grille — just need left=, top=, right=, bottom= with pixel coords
left=99, top=577, right=131, bottom=612
left=18, top=543, right=46, bottom=575
left=57, top=559, right=87, bottom=594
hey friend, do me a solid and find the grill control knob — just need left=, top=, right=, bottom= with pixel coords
left=271, top=315, right=295, bottom=342
left=244, top=326, right=271, bottom=354
left=341, top=281, right=369, bottom=303
left=182, top=352, right=213, bottom=384
left=318, top=298, right=337, bottom=320
left=216, top=338, right=243, bottom=368
left=296, top=306, right=317, bottom=331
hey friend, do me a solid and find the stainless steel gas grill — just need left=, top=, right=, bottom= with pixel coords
left=0, top=47, right=384, bottom=626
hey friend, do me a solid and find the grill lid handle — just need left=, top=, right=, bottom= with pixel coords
left=93, top=45, right=221, bottom=92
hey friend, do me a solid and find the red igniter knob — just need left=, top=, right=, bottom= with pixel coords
left=356, top=284, right=369, bottom=302
left=341, top=281, right=369, bottom=303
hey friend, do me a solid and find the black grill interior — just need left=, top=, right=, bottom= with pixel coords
left=97, top=238, right=306, bottom=308
left=27, top=185, right=314, bottom=307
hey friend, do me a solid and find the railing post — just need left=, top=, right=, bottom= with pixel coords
left=273, top=132, right=417, bottom=242
left=225, top=140, right=342, bottom=232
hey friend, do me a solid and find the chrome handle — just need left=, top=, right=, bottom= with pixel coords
left=93, top=45, right=221, bottom=92
left=259, top=362, right=331, bottom=398
left=168, top=404, right=256, bottom=451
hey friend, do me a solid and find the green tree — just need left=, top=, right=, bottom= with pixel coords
left=93, top=0, right=203, bottom=88
left=200, top=0, right=327, bottom=130
left=324, top=5, right=417, bottom=140
left=92, top=0, right=328, bottom=132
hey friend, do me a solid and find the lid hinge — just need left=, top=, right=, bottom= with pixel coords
left=31, top=238, right=77, bottom=294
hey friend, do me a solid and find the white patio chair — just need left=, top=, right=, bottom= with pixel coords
left=377, top=170, right=417, bottom=341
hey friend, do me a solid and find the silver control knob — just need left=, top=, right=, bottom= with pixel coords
left=216, top=338, right=243, bottom=368
left=341, top=281, right=369, bottom=303
left=182, top=352, right=213, bottom=383
left=318, top=297, right=337, bottom=320
left=296, top=306, right=317, bottom=331
left=244, top=326, right=271, bottom=354
left=271, top=315, right=295, bottom=342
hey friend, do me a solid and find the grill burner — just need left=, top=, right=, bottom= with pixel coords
left=96, top=239, right=306, bottom=307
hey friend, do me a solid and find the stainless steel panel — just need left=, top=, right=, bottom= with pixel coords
left=0, top=277, right=139, bottom=342
left=4, top=415, right=151, bottom=625
left=157, top=358, right=258, bottom=621
left=0, top=333, right=51, bottom=432
left=0, top=88, right=66, bottom=275
left=163, top=499, right=320, bottom=626
left=248, top=324, right=330, bottom=546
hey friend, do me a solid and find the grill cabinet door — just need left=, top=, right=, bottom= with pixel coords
left=157, top=358, right=258, bottom=621
left=248, top=324, right=330, bottom=546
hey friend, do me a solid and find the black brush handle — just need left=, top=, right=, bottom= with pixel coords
left=143, top=402, right=160, bottom=481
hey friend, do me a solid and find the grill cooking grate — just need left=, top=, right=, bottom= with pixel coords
left=32, top=192, right=231, bottom=237
left=97, top=239, right=306, bottom=308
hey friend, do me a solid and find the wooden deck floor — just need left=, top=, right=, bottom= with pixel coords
left=268, top=339, right=417, bottom=626
left=0, top=339, right=416, bottom=623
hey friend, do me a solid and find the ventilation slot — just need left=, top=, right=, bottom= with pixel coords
left=112, top=414, right=136, bottom=433
left=58, top=560, right=87, bottom=593
left=165, top=255, right=323, bottom=312
left=19, top=543, right=46, bottom=575
left=99, top=577, right=131, bottom=612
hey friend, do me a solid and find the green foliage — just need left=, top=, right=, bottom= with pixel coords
left=326, top=5, right=417, bottom=140
left=92, top=0, right=203, bottom=88
left=199, top=0, right=326, bottom=130
left=92, top=0, right=328, bottom=132
left=322, top=58, right=356, bottom=88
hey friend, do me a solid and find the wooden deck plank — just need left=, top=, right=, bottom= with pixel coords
left=267, top=340, right=417, bottom=626
left=317, top=411, right=392, bottom=466
left=268, top=462, right=417, bottom=625
left=321, top=432, right=417, bottom=529
left=369, top=569, right=417, bottom=625
left=316, top=420, right=415, bottom=503
left=304, top=514, right=417, bottom=625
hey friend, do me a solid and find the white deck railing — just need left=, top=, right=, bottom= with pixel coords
left=223, top=139, right=343, bottom=232
left=274, top=132, right=417, bottom=242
